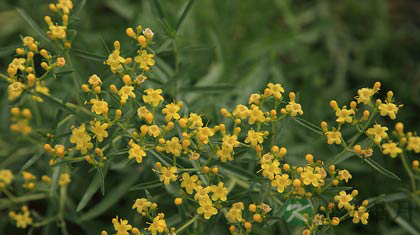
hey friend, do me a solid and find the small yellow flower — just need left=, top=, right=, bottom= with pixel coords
left=162, top=103, right=181, bottom=121
left=285, top=92, right=303, bottom=116
left=271, top=174, right=292, bottom=193
left=105, top=41, right=125, bottom=73
left=8, top=82, right=25, bottom=101
left=148, top=125, right=161, bottom=138
left=70, top=124, right=93, bottom=154
left=338, top=169, right=352, bottom=183
left=267, top=83, right=284, bottom=99
left=351, top=206, right=369, bottom=224
left=90, top=121, right=109, bottom=142
left=180, top=173, right=198, bottom=194
left=226, top=203, right=244, bottom=222
left=9, top=206, right=33, bottom=229
left=356, top=88, right=374, bottom=104
left=301, top=166, right=322, bottom=187
left=137, top=106, right=153, bottom=123
left=366, top=124, right=388, bottom=144
left=143, top=88, right=163, bottom=107
left=59, top=173, right=71, bottom=186
left=128, top=140, right=146, bottom=163
left=197, top=127, right=215, bottom=144
left=118, top=85, right=136, bottom=102
left=194, top=186, right=211, bottom=201
left=188, top=113, right=203, bottom=129
left=164, top=137, right=182, bottom=156
left=407, top=136, right=420, bottom=153
left=248, top=93, right=261, bottom=105
left=216, top=146, right=233, bottom=162
left=0, top=169, right=14, bottom=188
left=88, top=74, right=102, bottom=87
left=261, top=160, right=281, bottom=180
left=233, top=104, right=249, bottom=119
left=132, top=198, right=152, bottom=214
left=135, top=50, right=155, bottom=71
left=90, top=99, right=109, bottom=115
left=245, top=129, right=264, bottom=147
left=112, top=216, right=132, bottom=235
left=210, top=182, right=228, bottom=201
left=382, top=142, right=402, bottom=158
left=159, top=166, right=177, bottom=185
left=335, top=108, right=355, bottom=123
left=325, top=131, right=342, bottom=145
left=147, top=214, right=167, bottom=235
left=47, top=25, right=67, bottom=39
left=56, top=0, right=74, bottom=14
left=334, top=191, right=353, bottom=209
left=248, top=105, right=265, bottom=124
left=378, top=102, right=399, bottom=120
left=197, top=198, right=218, bottom=219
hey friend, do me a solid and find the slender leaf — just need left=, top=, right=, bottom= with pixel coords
left=16, top=8, right=51, bottom=43
left=76, top=166, right=109, bottom=212
left=363, top=158, right=401, bottom=181
left=292, top=117, right=323, bottom=135
left=129, top=180, right=162, bottom=191
left=176, top=0, right=195, bottom=30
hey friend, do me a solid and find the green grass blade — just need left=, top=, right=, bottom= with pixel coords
left=363, top=158, right=401, bottom=181
left=176, top=0, right=195, bottom=31
left=16, top=8, right=51, bottom=43
left=76, top=166, right=109, bottom=212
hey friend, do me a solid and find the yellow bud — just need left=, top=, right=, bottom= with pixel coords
left=179, top=118, right=187, bottom=128
left=64, top=41, right=72, bottom=49
left=132, top=228, right=140, bottom=235
left=271, top=146, right=279, bottom=153
left=362, top=110, right=370, bottom=120
left=115, top=109, right=122, bottom=119
left=395, top=122, right=404, bottom=134
left=362, top=200, right=369, bottom=206
left=27, top=73, right=35, bottom=86
left=140, top=125, right=148, bottom=136
left=293, top=179, right=301, bottom=187
left=49, top=4, right=57, bottom=12
left=122, top=75, right=132, bottom=85
left=229, top=225, right=235, bottom=233
left=126, top=28, right=136, bottom=38
left=305, top=154, right=314, bottom=163
left=350, top=101, right=357, bottom=110
left=174, top=198, right=183, bottom=205
left=94, top=86, right=101, bottom=93
left=332, top=179, right=339, bottom=186
left=212, top=167, right=219, bottom=174
left=203, top=166, right=210, bottom=174
left=244, top=221, right=252, bottom=232
left=321, top=121, right=328, bottom=132
left=373, top=81, right=381, bottom=91
left=329, top=165, right=336, bottom=172
left=283, top=164, right=290, bottom=171
left=297, top=167, right=303, bottom=174
left=155, top=162, right=162, bottom=169
left=332, top=217, right=340, bottom=226
left=22, top=109, right=32, bottom=119
left=351, top=190, right=359, bottom=197
left=81, top=84, right=90, bottom=92
left=253, top=214, right=262, bottom=223
left=110, top=84, right=118, bottom=93
left=138, top=35, right=147, bottom=47
left=40, top=49, right=48, bottom=58
left=235, top=118, right=241, bottom=125
left=114, top=41, right=120, bottom=50
left=329, top=100, right=338, bottom=110
left=413, top=160, right=419, bottom=169
left=16, top=48, right=25, bottom=55
left=10, top=107, right=20, bottom=116
left=354, top=145, right=362, bottom=154
left=249, top=204, right=257, bottom=212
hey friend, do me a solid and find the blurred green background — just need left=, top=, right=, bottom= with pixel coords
left=0, top=0, right=419, bottom=234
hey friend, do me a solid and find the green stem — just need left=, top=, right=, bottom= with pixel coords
left=175, top=215, right=199, bottom=234
left=64, top=52, right=82, bottom=105
left=400, top=152, right=416, bottom=192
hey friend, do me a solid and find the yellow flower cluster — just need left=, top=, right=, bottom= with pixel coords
left=9, top=205, right=33, bottom=229
left=9, top=107, right=32, bottom=135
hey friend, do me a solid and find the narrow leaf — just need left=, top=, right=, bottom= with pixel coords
left=76, top=166, right=109, bottom=212
left=16, top=8, right=51, bottom=43
left=129, top=179, right=162, bottom=191
left=363, top=158, right=401, bottom=181
left=292, top=117, right=323, bottom=135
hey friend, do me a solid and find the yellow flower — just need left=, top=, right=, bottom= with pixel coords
left=88, top=74, right=102, bottom=87
left=148, top=125, right=161, bottom=138
left=56, top=0, right=74, bottom=14
left=301, top=166, right=322, bottom=187
left=222, top=134, right=240, bottom=150
left=248, top=105, right=265, bottom=124
left=194, top=186, right=211, bottom=201
left=197, top=198, right=218, bottom=219
left=334, top=191, right=353, bottom=209
left=210, top=182, right=228, bottom=201
left=271, top=174, right=292, bottom=193
left=226, top=203, right=244, bottom=222
left=105, top=41, right=125, bottom=73
left=356, top=88, right=374, bottom=104
left=119, top=85, right=136, bottom=102
left=9, top=206, right=33, bottom=229
left=135, top=50, right=155, bottom=71
left=33, top=82, right=50, bottom=102
left=0, top=169, right=14, bottom=188
left=261, top=160, right=281, bottom=180
left=162, top=103, right=181, bottom=121
left=366, top=124, right=388, bottom=144
left=143, top=88, right=163, bottom=107
left=233, top=104, right=249, bottom=119
left=351, top=206, right=369, bottom=224
left=285, top=92, right=303, bottom=116
left=326, top=131, right=342, bottom=145
left=197, top=127, right=215, bottom=144
left=180, top=173, right=198, bottom=194
left=59, top=173, right=71, bottom=186
left=70, top=124, right=93, bottom=154
left=147, top=214, right=167, bottom=235
left=378, top=102, right=399, bottom=120
left=128, top=140, right=146, bottom=163
left=189, top=113, right=203, bottom=129
left=313, top=214, right=324, bottom=225
left=267, top=83, right=284, bottom=99
left=132, top=198, right=152, bottom=214
left=137, top=106, right=153, bottom=123
left=90, top=121, right=109, bottom=142
left=245, top=129, right=264, bottom=147
left=159, top=166, right=177, bottom=185
left=90, top=99, right=109, bottom=115
left=48, top=25, right=67, bottom=39
left=216, top=146, right=233, bottom=162
left=9, top=58, right=26, bottom=71
left=335, top=108, right=354, bottom=123
left=407, top=136, right=420, bottom=153
left=248, top=93, right=261, bottom=105
left=8, top=82, right=25, bottom=101
left=165, top=137, right=182, bottom=156
left=338, top=169, right=352, bottom=183
left=112, top=216, right=132, bottom=235
left=382, top=142, right=402, bottom=158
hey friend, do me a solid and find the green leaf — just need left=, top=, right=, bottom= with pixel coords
left=387, top=206, right=420, bottom=235
left=129, top=179, right=162, bottom=191
left=16, top=8, right=51, bottom=43
left=76, top=166, right=109, bottom=212
left=35, top=92, right=76, bottom=114
left=72, top=48, right=107, bottom=62
left=292, top=117, right=323, bottom=135
left=97, top=166, right=106, bottom=195
left=176, top=0, right=195, bottom=30
left=363, top=157, right=401, bottom=181
left=19, top=149, right=44, bottom=172
left=78, top=172, right=140, bottom=221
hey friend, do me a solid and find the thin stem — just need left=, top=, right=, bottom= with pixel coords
left=400, top=152, right=416, bottom=192
left=175, top=215, right=199, bottom=234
